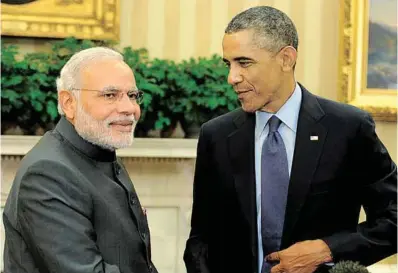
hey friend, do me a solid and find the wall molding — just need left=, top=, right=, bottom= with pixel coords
left=1, top=135, right=198, bottom=159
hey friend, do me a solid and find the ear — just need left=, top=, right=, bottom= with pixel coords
left=279, top=46, right=297, bottom=72
left=58, top=90, right=76, bottom=120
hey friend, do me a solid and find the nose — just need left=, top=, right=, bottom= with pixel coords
left=116, top=93, right=141, bottom=120
left=227, top=66, right=243, bottom=85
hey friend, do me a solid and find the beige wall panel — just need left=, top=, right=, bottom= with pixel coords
left=272, top=0, right=291, bottom=16
left=119, top=0, right=133, bottom=49
left=130, top=0, right=149, bottom=50
left=242, top=0, right=262, bottom=10
left=290, top=0, right=307, bottom=86
left=164, top=0, right=180, bottom=60
left=147, top=0, right=165, bottom=59
left=376, top=122, right=397, bottom=162
left=258, top=0, right=275, bottom=6
left=301, top=0, right=323, bottom=94
left=228, top=0, right=244, bottom=23
left=319, top=0, right=340, bottom=100
left=195, top=0, right=213, bottom=57
left=210, top=0, right=229, bottom=55
left=179, top=0, right=197, bottom=61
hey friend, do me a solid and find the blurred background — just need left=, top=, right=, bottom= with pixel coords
left=1, top=0, right=397, bottom=272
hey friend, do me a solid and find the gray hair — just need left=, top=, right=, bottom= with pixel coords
left=225, top=6, right=298, bottom=53
left=56, top=47, right=123, bottom=115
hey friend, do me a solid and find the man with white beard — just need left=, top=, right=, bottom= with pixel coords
left=3, top=47, right=158, bottom=273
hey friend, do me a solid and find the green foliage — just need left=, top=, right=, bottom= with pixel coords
left=329, top=261, right=370, bottom=273
left=1, top=37, right=108, bottom=134
left=178, top=55, right=238, bottom=125
left=1, top=37, right=239, bottom=136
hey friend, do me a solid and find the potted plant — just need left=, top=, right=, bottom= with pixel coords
left=123, top=46, right=159, bottom=137
left=1, top=37, right=109, bottom=135
left=2, top=37, right=239, bottom=138
left=137, top=58, right=184, bottom=137
left=177, top=55, right=239, bottom=138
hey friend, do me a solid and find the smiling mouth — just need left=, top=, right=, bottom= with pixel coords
left=110, top=122, right=134, bottom=132
left=111, top=121, right=133, bottom=126
left=236, top=90, right=252, bottom=99
left=235, top=89, right=253, bottom=95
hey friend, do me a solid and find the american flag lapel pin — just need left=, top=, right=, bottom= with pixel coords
left=310, top=135, right=319, bottom=141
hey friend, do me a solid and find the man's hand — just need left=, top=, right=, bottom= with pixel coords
left=265, top=240, right=333, bottom=273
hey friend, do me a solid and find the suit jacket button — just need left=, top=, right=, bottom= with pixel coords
left=141, top=232, right=147, bottom=239
left=114, top=163, right=121, bottom=175
left=130, top=196, right=137, bottom=205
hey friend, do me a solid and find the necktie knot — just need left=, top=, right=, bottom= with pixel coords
left=268, top=116, right=282, bottom=133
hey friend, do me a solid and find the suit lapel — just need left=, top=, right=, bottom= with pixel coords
left=282, top=87, right=328, bottom=247
left=227, top=110, right=257, bottom=256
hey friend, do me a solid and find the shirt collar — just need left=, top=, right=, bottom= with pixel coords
left=255, top=82, right=302, bottom=139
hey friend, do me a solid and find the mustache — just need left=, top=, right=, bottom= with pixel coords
left=105, top=116, right=136, bottom=125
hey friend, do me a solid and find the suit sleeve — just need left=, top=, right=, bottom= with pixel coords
left=17, top=161, right=121, bottom=273
left=184, top=126, right=212, bottom=273
left=322, top=113, right=397, bottom=265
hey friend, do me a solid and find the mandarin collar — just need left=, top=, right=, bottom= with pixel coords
left=54, top=116, right=117, bottom=162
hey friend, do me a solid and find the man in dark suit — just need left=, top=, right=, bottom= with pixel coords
left=184, top=6, right=397, bottom=273
left=3, top=47, right=158, bottom=273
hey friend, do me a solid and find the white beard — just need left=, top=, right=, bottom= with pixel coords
left=74, top=102, right=136, bottom=151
